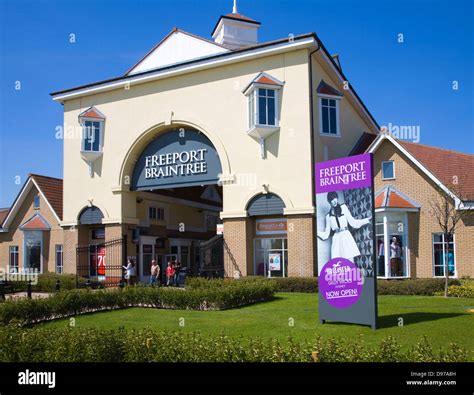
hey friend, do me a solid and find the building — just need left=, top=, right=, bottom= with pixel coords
left=45, top=4, right=379, bottom=282
left=0, top=175, right=66, bottom=275
left=1, top=3, right=472, bottom=281
left=367, top=133, right=474, bottom=279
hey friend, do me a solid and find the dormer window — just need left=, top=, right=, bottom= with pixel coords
left=243, top=72, right=284, bottom=158
left=317, top=80, right=343, bottom=137
left=82, top=121, right=103, bottom=152
left=78, top=106, right=106, bottom=177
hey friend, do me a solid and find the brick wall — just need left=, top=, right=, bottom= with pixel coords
left=287, top=214, right=315, bottom=277
left=374, top=140, right=474, bottom=278
left=223, top=217, right=251, bottom=277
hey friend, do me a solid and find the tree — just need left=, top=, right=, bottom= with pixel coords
left=429, top=185, right=472, bottom=297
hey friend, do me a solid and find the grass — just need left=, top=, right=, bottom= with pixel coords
left=40, top=293, right=474, bottom=356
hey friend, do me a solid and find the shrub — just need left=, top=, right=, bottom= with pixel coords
left=9, top=273, right=85, bottom=293
left=377, top=278, right=461, bottom=296
left=434, top=283, right=474, bottom=298
left=0, top=281, right=275, bottom=326
left=0, top=326, right=468, bottom=362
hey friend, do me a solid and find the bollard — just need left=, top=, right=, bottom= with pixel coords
left=55, top=279, right=60, bottom=292
left=85, top=279, right=91, bottom=289
left=27, top=280, right=32, bottom=299
left=0, top=281, right=5, bottom=301
left=119, top=279, right=125, bottom=290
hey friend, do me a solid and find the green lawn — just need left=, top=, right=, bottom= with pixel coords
left=41, top=293, right=474, bottom=355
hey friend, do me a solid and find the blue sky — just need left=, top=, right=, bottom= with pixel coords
left=0, top=0, right=472, bottom=208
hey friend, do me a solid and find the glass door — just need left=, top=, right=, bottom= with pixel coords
left=254, top=238, right=288, bottom=278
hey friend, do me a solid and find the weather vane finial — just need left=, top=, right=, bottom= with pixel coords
left=233, top=0, right=238, bottom=14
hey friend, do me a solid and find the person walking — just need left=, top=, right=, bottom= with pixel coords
left=166, top=261, right=175, bottom=287
left=174, top=261, right=182, bottom=287
left=150, top=260, right=160, bottom=286
left=123, top=259, right=137, bottom=286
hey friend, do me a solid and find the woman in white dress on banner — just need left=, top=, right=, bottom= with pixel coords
left=317, top=191, right=372, bottom=263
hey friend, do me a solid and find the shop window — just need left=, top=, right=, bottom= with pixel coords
left=82, top=120, right=103, bottom=152
left=149, top=206, right=164, bottom=221
left=319, top=97, right=340, bottom=135
left=9, top=245, right=19, bottom=273
left=432, top=234, right=456, bottom=277
left=33, top=195, right=40, bottom=209
left=91, top=228, right=105, bottom=240
left=254, top=238, right=288, bottom=278
left=55, top=245, right=64, bottom=274
left=24, top=231, right=42, bottom=273
left=375, top=213, right=409, bottom=278
left=382, top=161, right=395, bottom=180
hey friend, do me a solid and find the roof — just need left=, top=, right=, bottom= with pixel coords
left=317, top=80, right=343, bottom=96
left=0, top=208, right=9, bottom=228
left=51, top=33, right=315, bottom=97
left=19, top=213, right=52, bottom=231
left=211, top=13, right=261, bottom=37
left=375, top=185, right=421, bottom=210
left=367, top=134, right=474, bottom=205
left=78, top=106, right=106, bottom=120
left=30, top=174, right=63, bottom=220
left=350, top=132, right=377, bottom=156
left=397, top=141, right=474, bottom=200
left=242, top=71, right=284, bottom=94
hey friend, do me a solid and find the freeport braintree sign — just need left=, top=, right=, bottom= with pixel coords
left=132, top=129, right=222, bottom=190
left=315, top=153, right=378, bottom=329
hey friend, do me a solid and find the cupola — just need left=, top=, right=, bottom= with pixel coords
left=211, top=0, right=261, bottom=49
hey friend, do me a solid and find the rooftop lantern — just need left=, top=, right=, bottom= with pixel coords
left=211, top=0, right=261, bottom=50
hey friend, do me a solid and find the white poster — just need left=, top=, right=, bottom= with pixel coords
left=268, top=253, right=281, bottom=271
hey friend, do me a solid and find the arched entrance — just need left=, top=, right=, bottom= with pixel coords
left=127, top=126, right=224, bottom=283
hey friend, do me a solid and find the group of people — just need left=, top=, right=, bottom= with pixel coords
left=151, top=260, right=183, bottom=287
left=122, top=259, right=184, bottom=287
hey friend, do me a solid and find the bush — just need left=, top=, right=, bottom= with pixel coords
left=0, top=326, right=468, bottom=362
left=434, top=283, right=474, bottom=298
left=9, top=273, right=84, bottom=293
left=0, top=281, right=275, bottom=326
left=377, top=278, right=461, bottom=296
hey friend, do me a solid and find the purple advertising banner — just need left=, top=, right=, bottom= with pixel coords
left=315, top=153, right=372, bottom=194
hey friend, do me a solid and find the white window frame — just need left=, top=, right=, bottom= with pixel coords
left=33, top=195, right=40, bottom=209
left=81, top=119, right=104, bottom=153
left=55, top=244, right=64, bottom=274
left=247, top=85, right=280, bottom=129
left=318, top=94, right=341, bottom=137
left=432, top=233, right=456, bottom=278
left=23, top=230, right=43, bottom=274
left=382, top=160, right=396, bottom=180
left=9, top=245, right=19, bottom=274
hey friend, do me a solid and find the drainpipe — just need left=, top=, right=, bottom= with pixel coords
left=308, top=38, right=321, bottom=277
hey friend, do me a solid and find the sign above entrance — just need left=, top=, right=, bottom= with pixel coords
left=256, top=218, right=287, bottom=235
left=132, top=128, right=222, bottom=190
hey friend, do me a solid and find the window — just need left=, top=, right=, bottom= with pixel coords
left=205, top=214, right=218, bottom=230
left=149, top=206, right=164, bottom=221
left=91, top=228, right=105, bottom=240
left=254, top=238, right=288, bottom=278
left=433, top=234, right=456, bottom=277
left=320, top=97, right=340, bottom=135
left=248, top=88, right=279, bottom=128
left=33, top=195, right=40, bottom=209
left=9, top=246, right=19, bottom=273
left=55, top=245, right=63, bottom=274
left=382, top=161, right=395, bottom=180
left=24, top=231, right=42, bottom=273
left=82, top=121, right=103, bottom=152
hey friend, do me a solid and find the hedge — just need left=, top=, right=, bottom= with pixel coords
left=434, top=283, right=474, bottom=298
left=0, top=326, right=468, bottom=362
left=238, top=277, right=464, bottom=296
left=8, top=273, right=87, bottom=293
left=0, top=281, right=275, bottom=326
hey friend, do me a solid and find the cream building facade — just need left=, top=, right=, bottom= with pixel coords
left=48, top=6, right=378, bottom=282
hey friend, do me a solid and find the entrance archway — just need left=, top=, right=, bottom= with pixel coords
left=124, top=125, right=225, bottom=282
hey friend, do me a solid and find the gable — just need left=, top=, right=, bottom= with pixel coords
left=127, top=29, right=229, bottom=75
